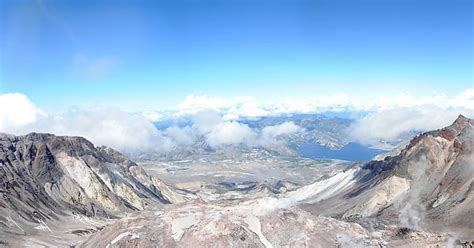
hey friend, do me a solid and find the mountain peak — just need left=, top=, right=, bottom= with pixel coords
left=374, top=114, right=473, bottom=165
left=452, top=114, right=471, bottom=127
left=442, top=114, right=473, bottom=138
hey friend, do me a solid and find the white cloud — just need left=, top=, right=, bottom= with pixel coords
left=0, top=93, right=46, bottom=131
left=191, top=110, right=225, bottom=133
left=34, top=108, right=172, bottom=153
left=190, top=110, right=256, bottom=146
left=174, top=89, right=473, bottom=119
left=224, top=96, right=268, bottom=120
left=261, top=121, right=302, bottom=137
left=165, top=110, right=303, bottom=148
left=142, top=110, right=163, bottom=122
left=177, top=95, right=230, bottom=114
left=171, top=90, right=473, bottom=148
left=448, top=88, right=474, bottom=108
left=0, top=94, right=302, bottom=153
left=259, top=121, right=303, bottom=146
left=2, top=89, right=472, bottom=154
left=268, top=94, right=354, bottom=115
left=0, top=93, right=303, bottom=154
left=165, top=126, right=196, bottom=146
left=0, top=93, right=171, bottom=153
left=206, top=121, right=256, bottom=147
left=176, top=95, right=268, bottom=120
left=349, top=106, right=474, bottom=146
left=191, top=111, right=304, bottom=147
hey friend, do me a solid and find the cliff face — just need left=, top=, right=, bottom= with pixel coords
left=299, top=115, right=473, bottom=238
left=396, top=115, right=473, bottom=231
left=366, top=114, right=473, bottom=228
left=0, top=133, right=186, bottom=224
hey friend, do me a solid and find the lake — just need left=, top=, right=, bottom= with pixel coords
left=297, top=142, right=383, bottom=162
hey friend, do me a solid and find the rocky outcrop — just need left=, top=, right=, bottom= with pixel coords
left=0, top=133, right=187, bottom=223
left=301, top=115, right=473, bottom=238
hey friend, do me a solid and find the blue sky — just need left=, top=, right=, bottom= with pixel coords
left=1, top=0, right=472, bottom=111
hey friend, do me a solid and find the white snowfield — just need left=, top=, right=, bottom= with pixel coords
left=286, top=168, right=359, bottom=204
left=239, top=168, right=359, bottom=217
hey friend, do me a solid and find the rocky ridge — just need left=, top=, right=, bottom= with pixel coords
left=0, top=133, right=191, bottom=246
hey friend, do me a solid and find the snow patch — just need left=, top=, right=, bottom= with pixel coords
left=286, top=168, right=358, bottom=204
left=108, top=231, right=131, bottom=247
left=243, top=215, right=273, bottom=248
left=171, top=215, right=198, bottom=241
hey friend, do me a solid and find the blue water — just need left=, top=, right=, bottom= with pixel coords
left=297, top=142, right=383, bottom=162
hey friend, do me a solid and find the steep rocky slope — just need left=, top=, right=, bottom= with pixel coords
left=299, top=115, right=473, bottom=238
left=0, top=133, right=190, bottom=246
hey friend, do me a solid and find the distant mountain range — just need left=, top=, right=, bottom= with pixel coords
left=148, top=114, right=414, bottom=162
left=240, top=114, right=352, bottom=149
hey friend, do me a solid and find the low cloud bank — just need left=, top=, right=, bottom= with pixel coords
left=1, top=90, right=472, bottom=153
left=174, top=89, right=473, bottom=147
left=0, top=101, right=171, bottom=152
left=194, top=111, right=257, bottom=147
left=0, top=93, right=302, bottom=153
left=170, top=89, right=474, bottom=120
left=164, top=110, right=302, bottom=148
left=349, top=106, right=473, bottom=146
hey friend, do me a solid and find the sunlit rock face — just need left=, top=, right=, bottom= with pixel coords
left=366, top=115, right=473, bottom=231
left=302, top=115, right=473, bottom=239
left=0, top=133, right=188, bottom=223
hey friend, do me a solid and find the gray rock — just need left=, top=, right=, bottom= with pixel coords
left=0, top=133, right=184, bottom=223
